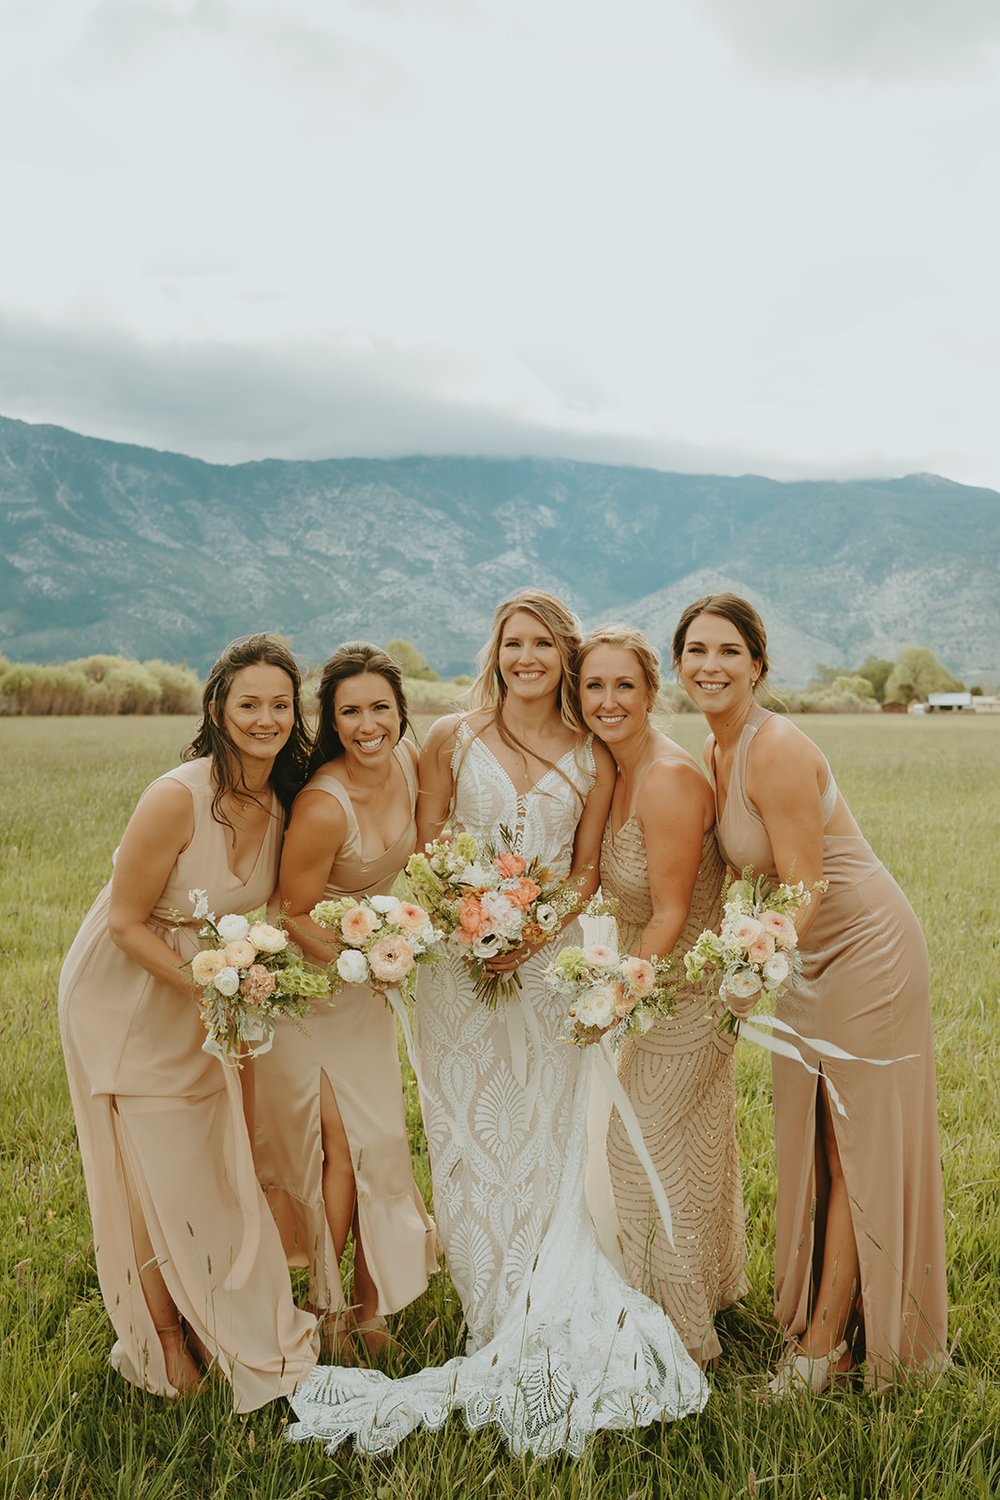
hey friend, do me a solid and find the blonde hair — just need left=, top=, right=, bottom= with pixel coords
left=569, top=624, right=661, bottom=728
left=457, top=589, right=585, bottom=805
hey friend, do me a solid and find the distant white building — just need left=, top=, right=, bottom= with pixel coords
left=926, top=692, right=974, bottom=712
left=972, top=695, right=1000, bottom=714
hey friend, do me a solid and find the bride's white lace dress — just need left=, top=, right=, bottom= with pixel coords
left=288, top=724, right=708, bottom=1457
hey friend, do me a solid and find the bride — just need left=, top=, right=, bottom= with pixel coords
left=289, top=591, right=707, bottom=1457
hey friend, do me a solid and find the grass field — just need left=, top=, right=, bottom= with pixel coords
left=2, top=713, right=998, bottom=1499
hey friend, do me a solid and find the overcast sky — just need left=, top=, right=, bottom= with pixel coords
left=1, top=0, right=998, bottom=488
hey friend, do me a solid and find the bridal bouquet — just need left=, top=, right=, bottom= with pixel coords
left=544, top=943, right=675, bottom=1047
left=684, top=868, right=823, bottom=1033
left=309, top=892, right=442, bottom=999
left=186, top=890, right=331, bottom=1062
left=406, top=829, right=585, bottom=1003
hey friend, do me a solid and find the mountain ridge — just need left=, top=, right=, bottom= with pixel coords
left=1, top=414, right=997, bottom=683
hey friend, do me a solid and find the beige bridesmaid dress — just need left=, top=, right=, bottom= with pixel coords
left=58, top=757, right=318, bottom=1412
left=254, top=742, right=437, bottom=1318
left=713, top=704, right=948, bottom=1385
left=603, top=814, right=747, bottom=1365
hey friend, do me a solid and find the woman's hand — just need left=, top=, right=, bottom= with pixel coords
left=108, top=778, right=200, bottom=995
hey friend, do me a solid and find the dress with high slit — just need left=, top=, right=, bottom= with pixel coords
left=58, top=757, right=319, bottom=1412
left=602, top=813, right=746, bottom=1365
left=712, top=704, right=948, bottom=1384
left=287, top=721, right=708, bottom=1458
left=254, top=742, right=437, bottom=1317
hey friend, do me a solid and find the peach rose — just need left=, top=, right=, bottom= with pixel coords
left=506, top=878, right=541, bottom=911
left=495, top=851, right=527, bottom=879
left=458, top=896, right=487, bottom=937
left=223, top=938, right=257, bottom=969
left=612, top=981, right=636, bottom=1020
left=582, top=944, right=618, bottom=970
left=746, top=933, right=776, bottom=964
left=733, top=915, right=764, bottom=948
left=394, top=901, right=430, bottom=934
left=367, top=935, right=415, bottom=984
left=191, top=949, right=227, bottom=986
left=247, top=921, right=287, bottom=955
left=760, top=911, right=798, bottom=948
left=621, top=956, right=656, bottom=997
left=340, top=905, right=381, bottom=946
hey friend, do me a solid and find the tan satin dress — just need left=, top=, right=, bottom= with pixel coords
left=603, top=815, right=747, bottom=1365
left=714, top=705, right=948, bottom=1385
left=58, top=757, right=318, bottom=1412
left=254, top=743, right=437, bottom=1317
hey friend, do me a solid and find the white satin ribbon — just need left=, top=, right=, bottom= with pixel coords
left=501, top=995, right=544, bottom=1122
left=385, top=986, right=429, bottom=1105
left=738, top=1012, right=917, bottom=1119
left=591, top=1046, right=675, bottom=1248
left=201, top=1025, right=275, bottom=1065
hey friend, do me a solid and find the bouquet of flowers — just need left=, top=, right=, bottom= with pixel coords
left=186, top=890, right=331, bottom=1062
left=684, top=868, right=823, bottom=1032
left=405, top=828, right=586, bottom=1003
left=544, top=942, right=675, bottom=1047
left=309, top=892, right=442, bottom=999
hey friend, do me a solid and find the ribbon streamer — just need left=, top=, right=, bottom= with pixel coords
left=737, top=1012, right=917, bottom=1119
left=591, top=1046, right=675, bottom=1248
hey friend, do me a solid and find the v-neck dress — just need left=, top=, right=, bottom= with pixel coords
left=58, top=756, right=318, bottom=1411
left=254, top=743, right=437, bottom=1317
left=712, top=705, right=948, bottom=1385
left=602, top=809, right=747, bottom=1365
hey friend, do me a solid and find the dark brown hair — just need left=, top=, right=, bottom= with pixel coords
left=671, top=594, right=770, bottom=685
left=308, top=642, right=410, bottom=775
left=182, top=633, right=310, bottom=823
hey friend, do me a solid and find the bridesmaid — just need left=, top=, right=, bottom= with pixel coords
left=58, top=634, right=319, bottom=1410
left=674, top=593, right=949, bottom=1393
left=573, top=625, right=746, bottom=1368
left=254, top=642, right=436, bottom=1360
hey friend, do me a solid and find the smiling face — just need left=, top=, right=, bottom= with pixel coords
left=332, top=671, right=402, bottom=768
left=678, top=612, right=761, bottom=715
left=497, top=609, right=565, bottom=704
left=577, top=644, right=654, bottom=747
left=222, top=664, right=296, bottom=767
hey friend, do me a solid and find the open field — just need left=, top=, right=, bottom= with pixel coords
left=2, top=714, right=998, bottom=1499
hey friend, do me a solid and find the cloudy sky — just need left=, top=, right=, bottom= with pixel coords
left=1, top=0, right=998, bottom=487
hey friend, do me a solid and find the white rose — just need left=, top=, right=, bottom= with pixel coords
left=574, top=983, right=617, bottom=1031
left=535, top=903, right=559, bottom=931
left=214, top=966, right=241, bottom=997
left=633, top=1006, right=655, bottom=1034
left=216, top=913, right=250, bottom=944
left=459, top=862, right=494, bottom=888
left=581, top=944, right=617, bottom=970
left=248, top=922, right=287, bottom=955
left=336, top=949, right=370, bottom=985
left=369, top=894, right=400, bottom=914
left=722, top=968, right=764, bottom=1001
left=481, top=890, right=524, bottom=938
left=762, top=952, right=790, bottom=988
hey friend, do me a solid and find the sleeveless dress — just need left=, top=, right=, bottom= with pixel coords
left=712, top=705, right=948, bottom=1385
left=58, top=758, right=318, bottom=1412
left=254, top=743, right=437, bottom=1316
left=602, top=813, right=747, bottom=1365
left=287, top=722, right=707, bottom=1456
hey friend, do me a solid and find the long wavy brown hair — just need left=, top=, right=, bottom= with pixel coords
left=671, top=593, right=770, bottom=685
left=308, top=642, right=410, bottom=776
left=182, top=633, right=311, bottom=826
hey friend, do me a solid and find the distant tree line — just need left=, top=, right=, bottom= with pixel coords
left=0, top=639, right=976, bottom=718
left=0, top=655, right=202, bottom=716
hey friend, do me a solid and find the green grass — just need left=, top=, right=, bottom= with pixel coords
left=1, top=714, right=998, bottom=1499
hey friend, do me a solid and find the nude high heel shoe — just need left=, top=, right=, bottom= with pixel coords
left=767, top=1339, right=850, bottom=1399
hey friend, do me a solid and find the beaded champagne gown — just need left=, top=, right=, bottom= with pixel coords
left=602, top=815, right=747, bottom=1365
left=288, top=722, right=707, bottom=1456
left=713, top=705, right=948, bottom=1385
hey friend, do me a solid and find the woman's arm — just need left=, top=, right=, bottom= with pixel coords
left=107, top=778, right=200, bottom=997
left=746, top=721, right=827, bottom=938
left=632, top=762, right=713, bottom=960
left=415, top=714, right=461, bottom=849
left=278, top=789, right=349, bottom=963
